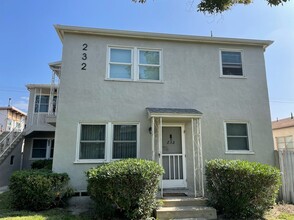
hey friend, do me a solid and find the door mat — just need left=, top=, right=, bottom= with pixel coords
left=163, top=193, right=187, bottom=197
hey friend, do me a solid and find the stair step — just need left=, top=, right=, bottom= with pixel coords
left=157, top=206, right=217, bottom=220
left=161, top=198, right=208, bottom=207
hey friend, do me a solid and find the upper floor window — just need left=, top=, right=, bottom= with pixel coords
left=109, top=48, right=132, bottom=79
left=225, top=122, right=252, bottom=153
left=108, top=47, right=161, bottom=82
left=34, top=95, right=57, bottom=113
left=276, top=136, right=293, bottom=149
left=221, top=50, right=243, bottom=77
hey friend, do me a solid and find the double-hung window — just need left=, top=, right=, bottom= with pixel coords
left=109, top=48, right=133, bottom=79
left=221, top=50, right=243, bottom=76
left=112, top=125, right=137, bottom=159
left=79, top=125, right=106, bottom=160
left=108, top=46, right=161, bottom=81
left=77, top=123, right=138, bottom=162
left=225, top=122, right=251, bottom=152
left=139, top=50, right=160, bottom=80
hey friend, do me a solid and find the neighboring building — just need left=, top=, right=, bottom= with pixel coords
left=44, top=25, right=275, bottom=197
left=22, top=62, right=61, bottom=169
left=0, top=106, right=26, bottom=133
left=272, top=116, right=294, bottom=150
left=0, top=106, right=26, bottom=187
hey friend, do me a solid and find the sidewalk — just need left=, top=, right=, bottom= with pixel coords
left=0, top=186, right=8, bottom=194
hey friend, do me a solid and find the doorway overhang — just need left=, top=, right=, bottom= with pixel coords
left=146, top=107, right=202, bottom=119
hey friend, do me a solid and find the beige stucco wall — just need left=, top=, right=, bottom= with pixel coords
left=53, top=32, right=274, bottom=191
left=272, top=127, right=294, bottom=149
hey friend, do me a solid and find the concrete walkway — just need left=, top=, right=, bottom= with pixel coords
left=0, top=186, right=8, bottom=194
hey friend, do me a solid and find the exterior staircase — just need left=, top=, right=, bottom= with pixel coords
left=156, top=197, right=217, bottom=220
left=0, top=131, right=24, bottom=165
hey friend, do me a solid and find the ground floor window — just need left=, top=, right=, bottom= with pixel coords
left=79, top=124, right=106, bottom=159
left=225, top=122, right=251, bottom=152
left=113, top=125, right=137, bottom=159
left=32, top=139, right=54, bottom=159
left=77, top=123, right=139, bottom=162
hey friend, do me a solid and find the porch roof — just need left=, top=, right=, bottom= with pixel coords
left=146, top=107, right=202, bottom=118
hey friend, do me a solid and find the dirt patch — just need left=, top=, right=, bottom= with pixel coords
left=265, top=203, right=294, bottom=219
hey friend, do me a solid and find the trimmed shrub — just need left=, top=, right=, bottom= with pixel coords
left=86, top=158, right=164, bottom=220
left=206, top=159, right=281, bottom=219
left=31, top=159, right=53, bottom=170
left=9, top=170, right=73, bottom=211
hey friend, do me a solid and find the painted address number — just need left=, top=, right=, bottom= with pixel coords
left=81, top=43, right=88, bottom=70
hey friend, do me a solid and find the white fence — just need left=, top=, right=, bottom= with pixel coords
left=278, top=149, right=294, bottom=203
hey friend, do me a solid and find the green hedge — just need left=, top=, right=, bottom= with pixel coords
left=31, top=159, right=53, bottom=170
left=9, top=170, right=73, bottom=211
left=206, top=159, right=281, bottom=219
left=86, top=159, right=164, bottom=220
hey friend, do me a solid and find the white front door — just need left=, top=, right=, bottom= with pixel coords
left=161, top=124, right=186, bottom=188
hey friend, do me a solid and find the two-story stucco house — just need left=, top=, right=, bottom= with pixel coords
left=21, top=25, right=274, bottom=200
left=46, top=25, right=275, bottom=197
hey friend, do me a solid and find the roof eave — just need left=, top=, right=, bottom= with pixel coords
left=54, top=25, right=273, bottom=48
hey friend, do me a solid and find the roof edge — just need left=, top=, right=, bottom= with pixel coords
left=54, top=25, right=273, bottom=49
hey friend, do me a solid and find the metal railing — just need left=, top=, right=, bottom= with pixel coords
left=0, top=118, right=26, bottom=158
left=162, top=154, right=183, bottom=180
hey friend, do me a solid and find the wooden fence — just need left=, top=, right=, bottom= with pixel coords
left=276, top=149, right=294, bottom=203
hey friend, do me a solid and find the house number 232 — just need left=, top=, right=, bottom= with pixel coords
left=81, top=43, right=88, bottom=70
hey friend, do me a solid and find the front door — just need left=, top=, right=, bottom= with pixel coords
left=161, top=124, right=186, bottom=188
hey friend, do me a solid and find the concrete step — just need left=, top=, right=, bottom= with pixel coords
left=156, top=206, right=217, bottom=220
left=161, top=198, right=208, bottom=207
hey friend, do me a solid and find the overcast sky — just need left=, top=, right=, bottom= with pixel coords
left=0, top=0, right=293, bottom=120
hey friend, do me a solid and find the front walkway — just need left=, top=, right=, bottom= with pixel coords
left=0, top=186, right=8, bottom=194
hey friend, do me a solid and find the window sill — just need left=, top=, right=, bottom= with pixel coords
left=74, top=160, right=106, bottom=164
left=30, top=158, right=52, bottom=160
left=225, top=151, right=255, bottom=155
left=105, top=78, right=164, bottom=84
left=220, top=75, right=247, bottom=79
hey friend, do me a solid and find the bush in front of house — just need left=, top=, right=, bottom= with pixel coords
left=86, top=158, right=164, bottom=220
left=9, top=170, right=73, bottom=211
left=206, top=159, right=281, bottom=219
left=31, top=159, right=53, bottom=170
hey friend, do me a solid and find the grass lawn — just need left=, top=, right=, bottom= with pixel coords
left=0, top=191, right=91, bottom=220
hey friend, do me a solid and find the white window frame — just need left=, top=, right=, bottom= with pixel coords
left=106, top=45, right=162, bottom=82
left=224, top=121, right=254, bottom=154
left=75, top=122, right=140, bottom=163
left=110, top=123, right=140, bottom=161
left=34, top=94, right=50, bottom=114
left=219, top=49, right=245, bottom=78
left=30, top=138, right=54, bottom=160
left=75, top=123, right=108, bottom=163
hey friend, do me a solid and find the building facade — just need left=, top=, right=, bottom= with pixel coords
left=46, top=25, right=275, bottom=196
